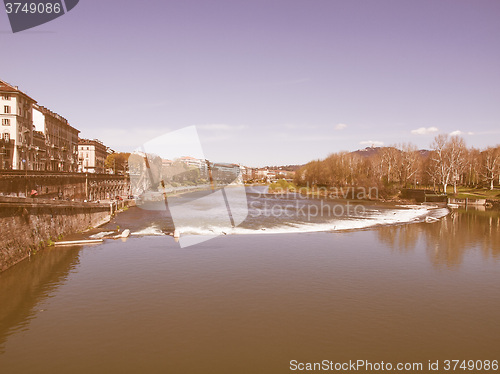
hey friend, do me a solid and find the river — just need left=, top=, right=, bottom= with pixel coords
left=0, top=189, right=499, bottom=373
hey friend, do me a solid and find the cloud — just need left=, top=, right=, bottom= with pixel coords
left=411, top=126, right=439, bottom=135
left=449, top=130, right=474, bottom=136
left=335, top=123, right=347, bottom=130
left=360, top=140, right=384, bottom=147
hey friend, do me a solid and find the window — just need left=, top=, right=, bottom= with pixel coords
left=2, top=94, right=10, bottom=100
left=3, top=133, right=10, bottom=141
left=2, top=119, right=10, bottom=126
left=4, top=106, right=10, bottom=114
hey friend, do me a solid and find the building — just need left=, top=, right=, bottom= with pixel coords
left=0, top=135, right=15, bottom=170
left=32, top=130, right=47, bottom=171
left=105, top=147, right=115, bottom=174
left=178, top=156, right=204, bottom=168
left=255, top=168, right=269, bottom=180
left=0, top=79, right=36, bottom=170
left=1, top=79, right=82, bottom=172
left=178, top=156, right=207, bottom=177
left=162, top=159, right=173, bottom=168
left=78, top=139, right=107, bottom=173
left=33, top=104, right=80, bottom=172
left=211, top=162, right=243, bottom=184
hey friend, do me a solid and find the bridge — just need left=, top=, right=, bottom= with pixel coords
left=0, top=171, right=130, bottom=201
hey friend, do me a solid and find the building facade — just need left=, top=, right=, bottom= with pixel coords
left=78, top=139, right=107, bottom=173
left=33, top=105, right=80, bottom=172
left=32, top=130, right=47, bottom=171
left=178, top=156, right=208, bottom=178
left=1, top=79, right=83, bottom=172
left=0, top=79, right=36, bottom=170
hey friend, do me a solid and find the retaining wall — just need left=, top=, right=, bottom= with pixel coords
left=0, top=197, right=112, bottom=272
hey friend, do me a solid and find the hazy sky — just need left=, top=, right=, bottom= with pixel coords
left=1, top=0, right=499, bottom=166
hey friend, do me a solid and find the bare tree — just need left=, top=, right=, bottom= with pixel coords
left=448, top=136, right=467, bottom=194
left=465, top=148, right=481, bottom=187
left=293, top=137, right=496, bottom=197
left=398, top=143, right=420, bottom=187
left=380, top=146, right=400, bottom=184
left=481, top=146, right=500, bottom=190
left=431, top=134, right=452, bottom=194
left=423, top=155, right=439, bottom=192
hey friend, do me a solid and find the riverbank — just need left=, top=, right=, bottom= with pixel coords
left=0, top=196, right=131, bottom=272
left=265, top=183, right=500, bottom=208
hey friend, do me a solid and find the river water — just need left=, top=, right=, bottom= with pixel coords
left=1, top=189, right=499, bottom=373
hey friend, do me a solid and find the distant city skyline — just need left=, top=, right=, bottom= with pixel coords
left=1, top=0, right=499, bottom=166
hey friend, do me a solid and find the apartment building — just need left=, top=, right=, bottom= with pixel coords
left=33, top=105, right=80, bottom=172
left=0, top=79, right=36, bottom=170
left=78, top=138, right=107, bottom=173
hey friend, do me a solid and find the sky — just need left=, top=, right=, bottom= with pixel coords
left=1, top=0, right=499, bottom=166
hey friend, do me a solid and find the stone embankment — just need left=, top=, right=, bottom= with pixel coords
left=0, top=197, right=129, bottom=272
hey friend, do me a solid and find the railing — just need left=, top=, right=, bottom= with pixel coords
left=0, top=170, right=130, bottom=179
left=448, top=198, right=486, bottom=206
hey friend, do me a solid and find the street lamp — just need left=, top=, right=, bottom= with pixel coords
left=0, top=146, right=6, bottom=170
left=22, top=158, right=28, bottom=197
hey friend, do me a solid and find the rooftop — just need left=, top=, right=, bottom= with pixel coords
left=79, top=138, right=105, bottom=147
left=0, top=79, right=37, bottom=103
left=34, top=104, right=80, bottom=133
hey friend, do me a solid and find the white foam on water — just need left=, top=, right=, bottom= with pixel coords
left=89, top=231, right=116, bottom=239
left=426, top=207, right=450, bottom=219
left=131, top=226, right=166, bottom=236
left=130, top=206, right=449, bottom=238
left=177, top=206, right=448, bottom=236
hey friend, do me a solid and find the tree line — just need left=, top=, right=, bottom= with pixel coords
left=293, top=135, right=499, bottom=196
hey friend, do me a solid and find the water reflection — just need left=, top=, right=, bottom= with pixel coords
left=377, top=209, right=500, bottom=267
left=0, top=246, right=81, bottom=353
left=1, top=209, right=499, bottom=367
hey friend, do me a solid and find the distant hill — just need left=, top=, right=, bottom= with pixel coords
left=351, top=146, right=384, bottom=158
left=351, top=146, right=431, bottom=158
left=262, top=164, right=303, bottom=171
left=261, top=148, right=431, bottom=170
left=417, top=149, right=431, bottom=158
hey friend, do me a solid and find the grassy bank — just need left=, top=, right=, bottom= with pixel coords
left=445, top=186, right=500, bottom=200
